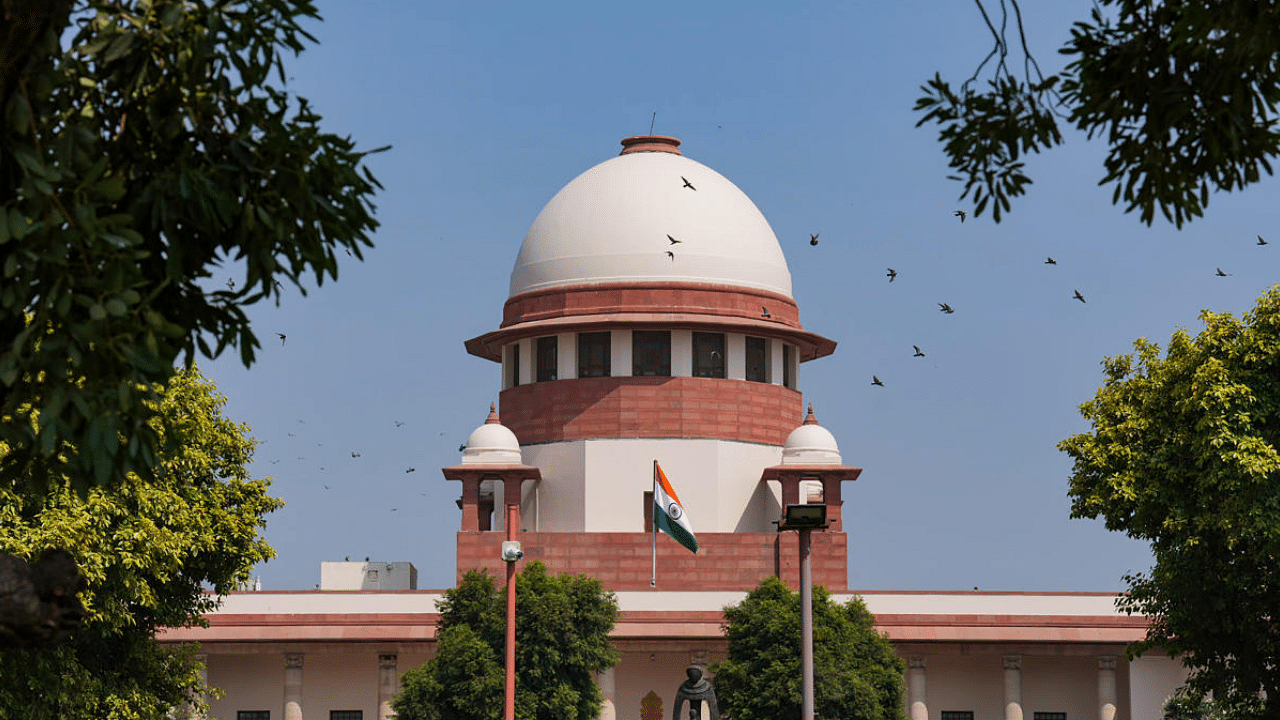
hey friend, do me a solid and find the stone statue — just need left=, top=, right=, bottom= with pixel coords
left=672, top=665, right=718, bottom=720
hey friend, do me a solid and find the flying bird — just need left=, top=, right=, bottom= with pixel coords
left=458, top=443, right=467, bottom=452
left=1044, top=257, right=1057, bottom=265
left=395, top=421, right=404, bottom=427
left=810, top=234, right=819, bottom=246
left=938, top=303, right=954, bottom=314
left=350, top=451, right=361, bottom=458
left=1216, top=268, right=1230, bottom=277
left=681, top=176, right=696, bottom=191
left=323, top=484, right=329, bottom=490
left=227, top=278, right=235, bottom=290
left=1073, top=290, right=1086, bottom=303
left=954, top=210, right=966, bottom=223
left=913, top=346, right=925, bottom=357
left=665, top=251, right=674, bottom=260
left=667, top=234, right=681, bottom=245
left=871, top=375, right=884, bottom=387
left=1258, top=235, right=1268, bottom=246
left=886, top=268, right=897, bottom=282
left=761, top=306, right=771, bottom=319
left=276, top=333, right=286, bottom=346
left=405, top=467, right=416, bottom=474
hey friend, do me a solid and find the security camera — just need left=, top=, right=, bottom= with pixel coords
left=501, top=541, right=524, bottom=563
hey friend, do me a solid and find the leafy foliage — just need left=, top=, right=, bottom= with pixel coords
left=0, top=0, right=384, bottom=491
left=0, top=366, right=282, bottom=719
left=915, top=0, right=1280, bottom=226
left=713, top=576, right=907, bottom=720
left=1059, top=284, right=1280, bottom=715
left=394, top=562, right=619, bottom=720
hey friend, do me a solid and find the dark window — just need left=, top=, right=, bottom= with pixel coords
left=238, top=713, right=271, bottom=720
left=692, top=332, right=726, bottom=378
left=643, top=490, right=654, bottom=532
left=509, top=344, right=520, bottom=387
left=536, top=336, right=557, bottom=382
left=578, top=332, right=611, bottom=378
left=632, top=331, right=671, bottom=377
left=940, top=713, right=974, bottom=720
left=782, top=344, right=796, bottom=388
left=330, top=713, right=363, bottom=720
left=1033, top=714, right=1067, bottom=720
left=745, top=336, right=768, bottom=382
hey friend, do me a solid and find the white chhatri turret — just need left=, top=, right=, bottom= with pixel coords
left=782, top=403, right=843, bottom=465
left=461, top=402, right=522, bottom=465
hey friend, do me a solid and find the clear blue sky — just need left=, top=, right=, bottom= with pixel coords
left=203, top=0, right=1279, bottom=592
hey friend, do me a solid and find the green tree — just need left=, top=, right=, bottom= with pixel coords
left=1059, top=284, right=1280, bottom=718
left=915, top=0, right=1280, bottom=226
left=713, top=576, right=907, bottom=720
left=394, top=562, right=620, bottom=720
left=0, top=0, right=383, bottom=492
left=0, top=366, right=282, bottom=719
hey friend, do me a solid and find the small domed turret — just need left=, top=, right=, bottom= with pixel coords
left=461, top=403, right=522, bottom=465
left=782, top=404, right=842, bottom=465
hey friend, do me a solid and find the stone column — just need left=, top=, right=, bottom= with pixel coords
left=907, top=656, right=928, bottom=720
left=1003, top=655, right=1024, bottom=720
left=284, top=653, right=304, bottom=720
left=378, top=654, right=398, bottom=720
left=459, top=473, right=482, bottom=531
left=1098, top=656, right=1118, bottom=720
left=597, top=667, right=617, bottom=720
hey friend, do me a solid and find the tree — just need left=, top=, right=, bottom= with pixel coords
left=1059, top=284, right=1280, bottom=718
left=394, top=562, right=620, bottom=720
left=914, top=0, right=1280, bottom=227
left=713, top=576, right=907, bottom=720
left=0, top=0, right=383, bottom=492
left=0, top=366, right=283, bottom=719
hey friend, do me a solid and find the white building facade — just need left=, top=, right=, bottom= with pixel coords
left=161, top=135, right=1186, bottom=720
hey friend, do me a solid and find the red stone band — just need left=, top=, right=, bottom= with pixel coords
left=498, top=376, right=802, bottom=445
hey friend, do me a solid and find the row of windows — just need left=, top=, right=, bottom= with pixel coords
left=942, top=707, right=1070, bottom=712
left=240, top=707, right=363, bottom=712
left=509, top=331, right=796, bottom=387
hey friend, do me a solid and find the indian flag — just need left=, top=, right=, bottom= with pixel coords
left=654, top=462, right=698, bottom=554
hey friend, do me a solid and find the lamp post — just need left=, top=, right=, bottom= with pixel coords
left=501, top=509, right=523, bottom=720
left=781, top=503, right=828, bottom=720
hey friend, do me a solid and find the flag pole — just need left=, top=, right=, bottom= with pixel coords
left=651, top=460, right=657, bottom=588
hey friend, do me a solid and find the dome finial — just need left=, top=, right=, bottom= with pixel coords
left=804, top=403, right=818, bottom=425
left=485, top=402, right=500, bottom=424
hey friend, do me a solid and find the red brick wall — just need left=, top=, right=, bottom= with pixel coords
left=456, top=531, right=848, bottom=591
left=500, top=376, right=802, bottom=445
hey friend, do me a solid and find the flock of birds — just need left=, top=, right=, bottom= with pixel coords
left=648, top=175, right=1272, bottom=393
left=259, top=414, right=457, bottom=515
left=853, top=215, right=1264, bottom=389
left=655, top=173, right=1271, bottom=389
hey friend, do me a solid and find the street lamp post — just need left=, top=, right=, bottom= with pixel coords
left=781, top=503, right=828, bottom=720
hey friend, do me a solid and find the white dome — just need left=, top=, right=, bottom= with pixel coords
left=510, top=139, right=793, bottom=299
left=782, top=406, right=842, bottom=465
left=461, top=405, right=522, bottom=465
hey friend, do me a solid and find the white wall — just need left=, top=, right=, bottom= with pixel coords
left=1129, top=653, right=1188, bottom=719
left=520, top=441, right=587, bottom=531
